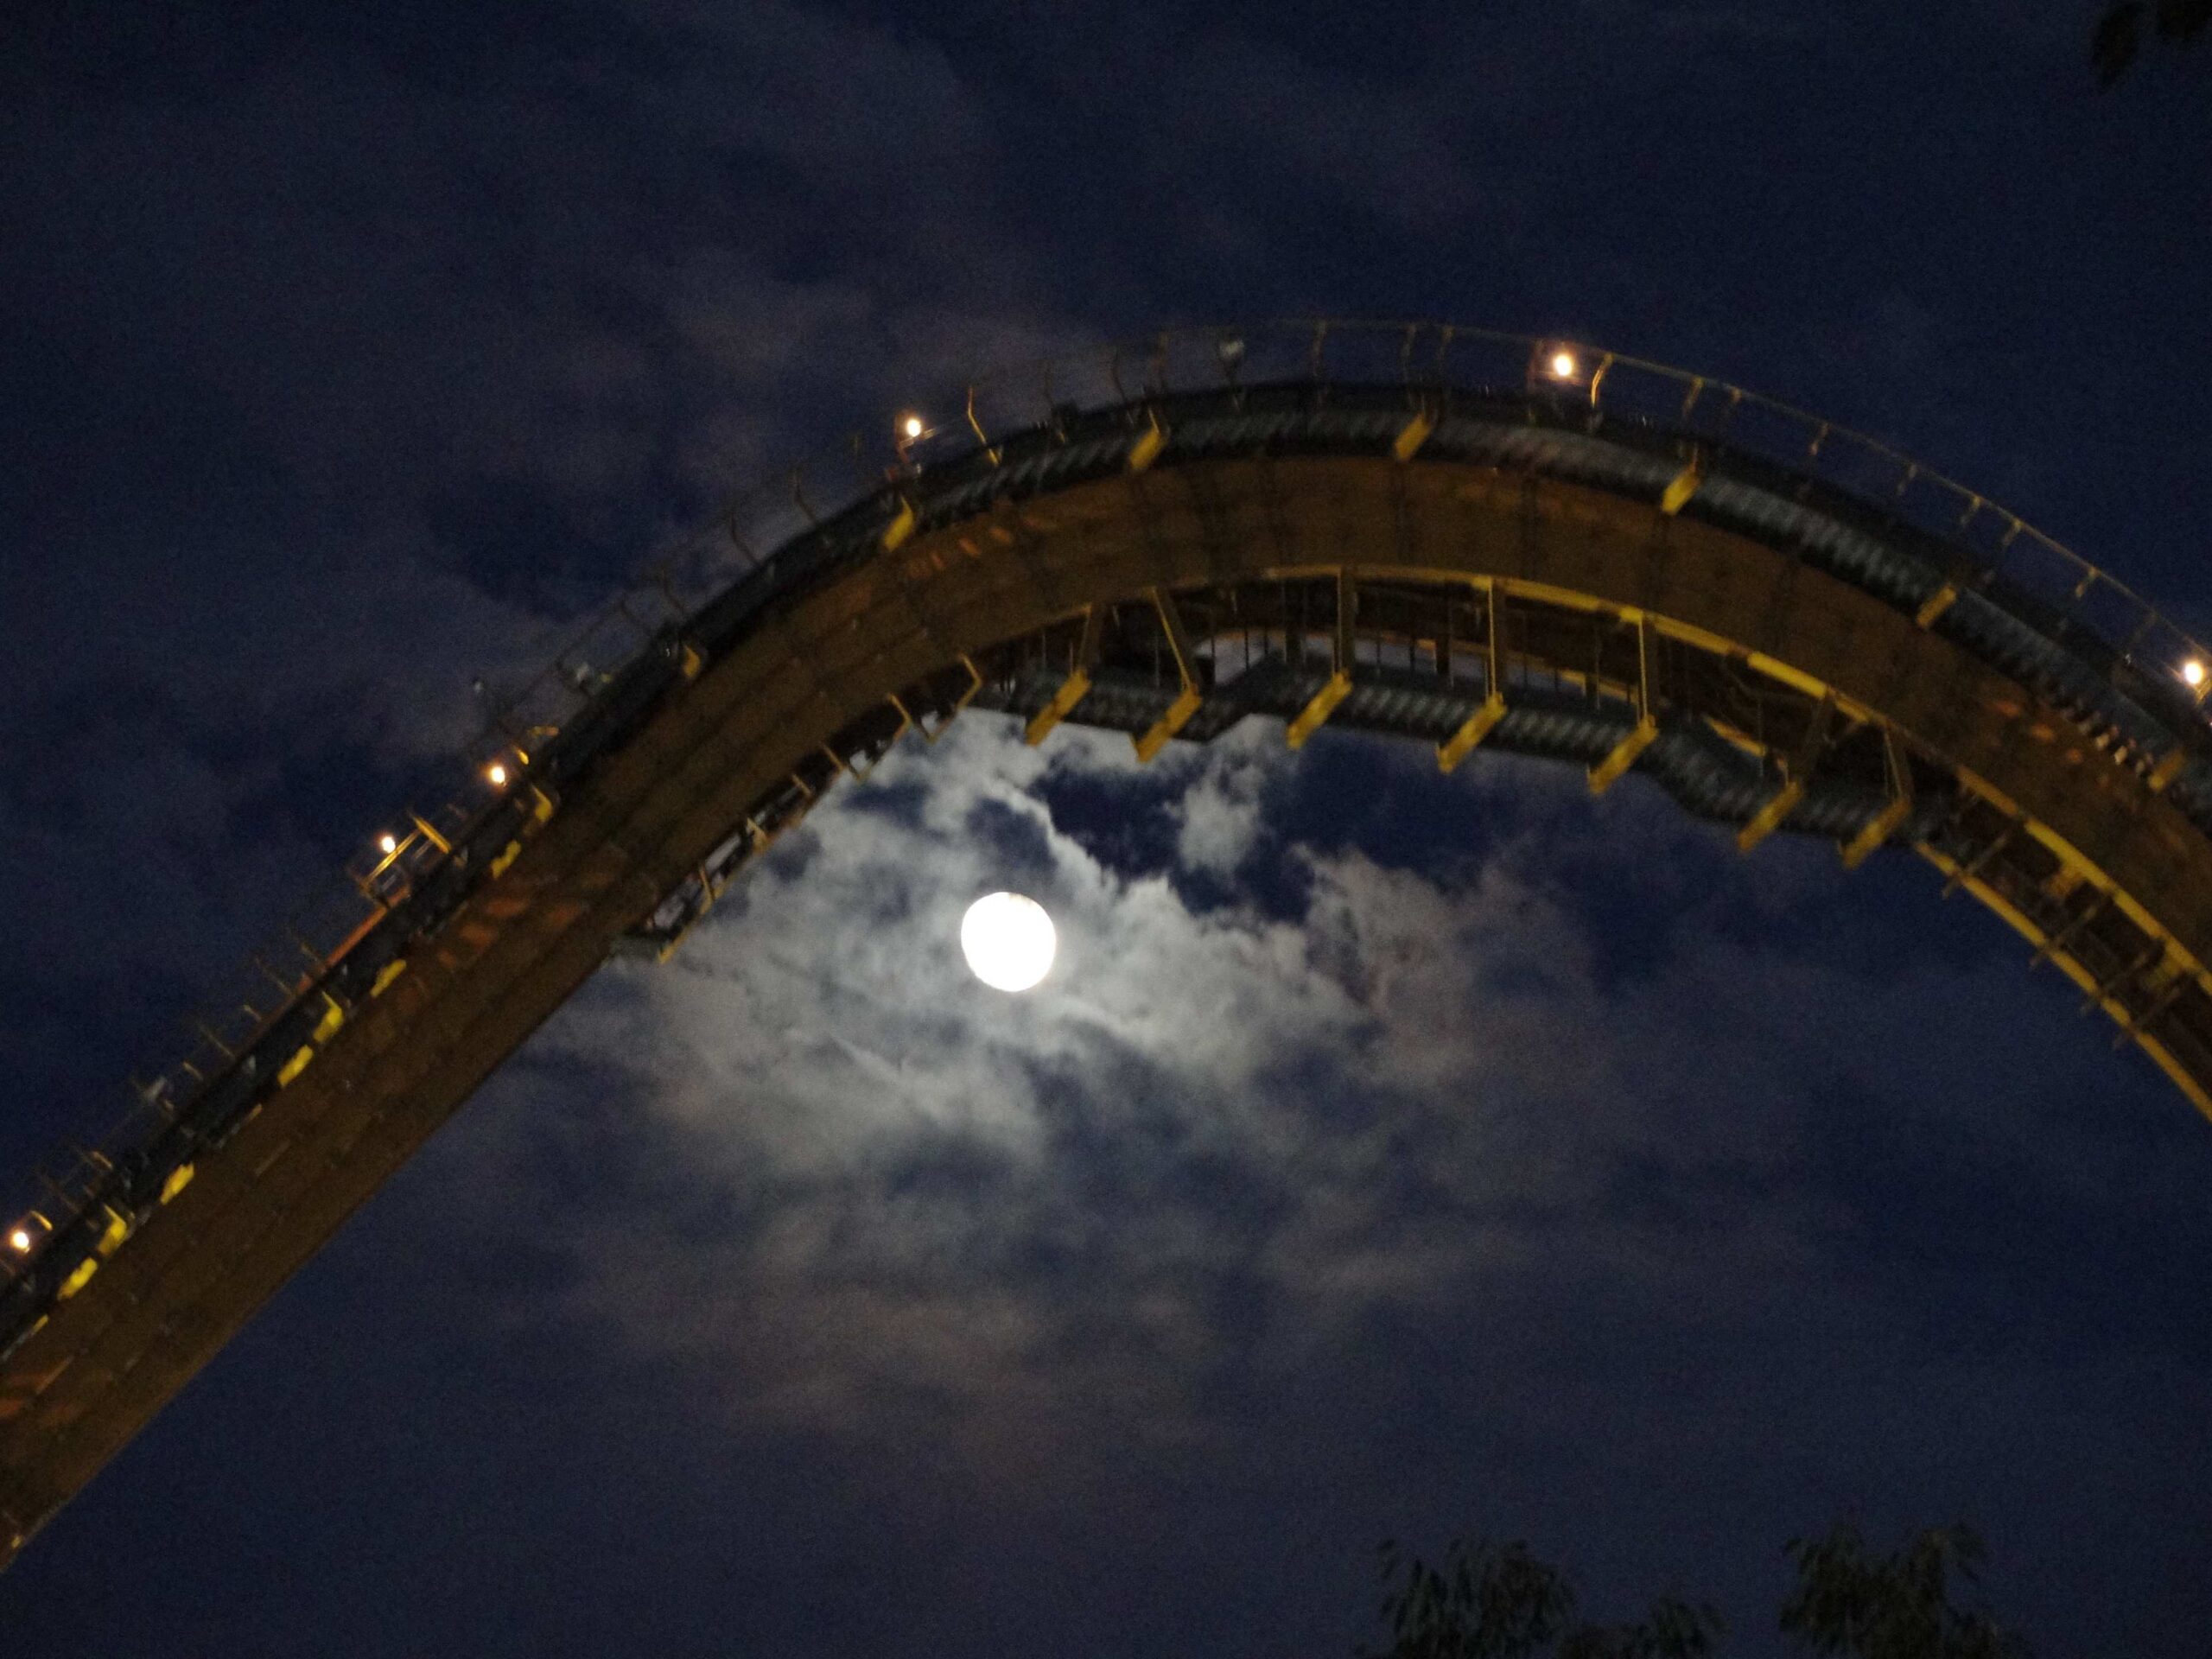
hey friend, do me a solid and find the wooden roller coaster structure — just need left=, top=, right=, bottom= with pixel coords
left=3, top=321, right=2209, bottom=1566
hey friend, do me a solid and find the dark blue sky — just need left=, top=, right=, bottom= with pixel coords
left=3, top=5, right=2210, bottom=1654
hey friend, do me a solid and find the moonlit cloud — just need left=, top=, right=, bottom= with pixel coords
left=411, top=709, right=2210, bottom=1541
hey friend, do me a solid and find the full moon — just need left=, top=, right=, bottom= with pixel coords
left=959, top=892, right=1057, bottom=992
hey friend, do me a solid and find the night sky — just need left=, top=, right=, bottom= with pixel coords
left=3, top=5, right=2211, bottom=1654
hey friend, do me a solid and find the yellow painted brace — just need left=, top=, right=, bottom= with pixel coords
left=917, top=656, right=987, bottom=743
left=1026, top=671, right=1093, bottom=746
left=846, top=702, right=912, bottom=782
left=1658, top=454, right=1705, bottom=516
left=1737, top=778, right=1807, bottom=854
left=1026, top=607, right=1100, bottom=747
left=1840, top=728, right=1916, bottom=871
left=1840, top=794, right=1913, bottom=870
left=1915, top=583, right=1959, bottom=628
left=1589, top=616, right=1658, bottom=796
left=369, top=958, right=409, bottom=999
left=409, top=815, right=452, bottom=855
left=1127, top=418, right=1166, bottom=474
left=1588, top=721, right=1658, bottom=796
left=94, top=1211, right=130, bottom=1259
left=276, top=1046, right=315, bottom=1089
left=1436, top=697, right=1507, bottom=774
left=312, top=998, right=346, bottom=1043
left=1916, top=842, right=2212, bottom=1121
left=1134, top=589, right=1204, bottom=763
left=1287, top=571, right=1357, bottom=749
left=1134, top=683, right=1204, bottom=763
left=159, top=1163, right=195, bottom=1205
left=679, top=642, right=706, bottom=681
left=56, top=1257, right=99, bottom=1301
left=1287, top=673, right=1352, bottom=749
left=1391, top=410, right=1435, bottom=462
left=488, top=840, right=523, bottom=879
left=881, top=499, right=918, bottom=552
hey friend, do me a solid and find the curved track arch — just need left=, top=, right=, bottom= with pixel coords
left=5, top=321, right=2212, bottom=1565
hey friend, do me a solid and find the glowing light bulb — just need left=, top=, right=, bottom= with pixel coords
left=486, top=763, right=508, bottom=787
left=378, top=833, right=398, bottom=855
left=1548, top=350, right=1579, bottom=379
left=960, top=893, right=1057, bottom=993
left=8, top=1229, right=31, bottom=1254
left=2185, top=660, right=2205, bottom=690
left=900, top=414, right=925, bottom=441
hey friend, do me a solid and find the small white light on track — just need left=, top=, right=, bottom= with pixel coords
left=2185, top=659, right=2206, bottom=690
left=1548, top=349, right=1579, bottom=379
left=960, top=893, right=1057, bottom=993
left=378, top=833, right=398, bottom=856
left=8, top=1228, right=31, bottom=1254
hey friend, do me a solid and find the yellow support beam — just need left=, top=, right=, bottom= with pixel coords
left=1737, top=777, right=1806, bottom=854
left=1658, top=454, right=1704, bottom=516
left=1025, top=607, right=1100, bottom=747
left=1840, top=728, right=1916, bottom=871
left=1025, top=670, right=1093, bottom=746
left=1589, top=615, right=1658, bottom=796
left=1915, top=842, right=2212, bottom=1122
left=1391, top=410, right=1434, bottom=462
left=1134, top=684, right=1203, bottom=763
left=1436, top=697, right=1506, bottom=774
left=1133, top=589, right=1204, bottom=763
left=880, top=499, right=918, bottom=552
left=1152, top=588, right=1199, bottom=683
left=1127, top=417, right=1166, bottom=474
left=1287, top=570, right=1356, bottom=749
left=1588, top=721, right=1658, bottom=796
left=1840, top=793, right=1913, bottom=870
left=1915, top=582, right=1958, bottom=628
left=1286, top=672, right=1352, bottom=749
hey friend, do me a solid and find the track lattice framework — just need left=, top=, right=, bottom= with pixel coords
left=3, top=321, right=2209, bottom=1566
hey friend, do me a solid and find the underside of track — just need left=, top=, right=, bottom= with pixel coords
left=5, top=349, right=2212, bottom=1567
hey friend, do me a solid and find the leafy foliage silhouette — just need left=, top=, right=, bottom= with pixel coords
left=2093, top=0, right=2211, bottom=85
left=1358, top=1538, right=1720, bottom=1659
left=1358, top=1523, right=2026, bottom=1659
left=1780, top=1524, right=2028, bottom=1659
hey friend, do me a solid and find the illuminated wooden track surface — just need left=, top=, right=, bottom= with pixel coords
left=5, top=324, right=2211, bottom=1564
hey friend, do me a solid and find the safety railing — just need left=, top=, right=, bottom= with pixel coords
left=8, top=317, right=2209, bottom=1298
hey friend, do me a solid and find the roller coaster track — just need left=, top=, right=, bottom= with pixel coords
left=4, top=321, right=2211, bottom=1566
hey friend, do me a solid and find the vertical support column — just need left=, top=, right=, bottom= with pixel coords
left=1438, top=578, right=1508, bottom=774
left=1588, top=617, right=1659, bottom=796
left=1840, top=727, right=1916, bottom=869
left=1024, top=607, right=1100, bottom=746
left=1133, top=590, right=1205, bottom=763
left=1287, top=569, right=1356, bottom=750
